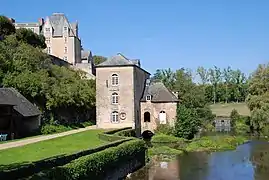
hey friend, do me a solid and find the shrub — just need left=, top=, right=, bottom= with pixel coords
left=230, top=109, right=240, bottom=127
left=151, top=134, right=185, bottom=143
left=114, top=129, right=136, bottom=137
left=98, top=127, right=134, bottom=142
left=155, top=124, right=174, bottom=135
left=41, top=124, right=72, bottom=135
left=30, top=140, right=146, bottom=180
left=174, top=105, right=201, bottom=139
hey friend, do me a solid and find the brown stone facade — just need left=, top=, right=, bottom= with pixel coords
left=95, top=54, right=178, bottom=136
left=141, top=101, right=177, bottom=132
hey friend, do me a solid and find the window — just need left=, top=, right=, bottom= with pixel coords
left=64, top=47, right=67, bottom=53
left=111, top=74, right=119, bottom=86
left=63, top=56, right=68, bottom=61
left=46, top=37, right=50, bottom=44
left=64, top=37, right=67, bottom=43
left=146, top=95, right=151, bottom=101
left=45, top=28, right=50, bottom=32
left=112, top=93, right=119, bottom=104
left=144, top=112, right=150, bottom=122
left=111, top=111, right=119, bottom=123
left=159, top=111, right=167, bottom=124
left=64, top=26, right=68, bottom=31
left=47, top=47, right=51, bottom=54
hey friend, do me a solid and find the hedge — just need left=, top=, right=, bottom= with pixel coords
left=0, top=127, right=135, bottom=179
left=28, top=139, right=146, bottom=180
left=114, top=128, right=136, bottom=137
left=98, top=127, right=135, bottom=142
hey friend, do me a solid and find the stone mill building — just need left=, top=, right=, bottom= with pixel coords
left=95, top=53, right=179, bottom=136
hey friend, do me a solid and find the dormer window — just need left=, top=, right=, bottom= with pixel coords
left=146, top=79, right=150, bottom=86
left=146, top=95, right=151, bottom=101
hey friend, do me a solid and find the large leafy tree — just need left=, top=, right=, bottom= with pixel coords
left=15, top=28, right=46, bottom=49
left=152, top=68, right=176, bottom=91
left=0, top=27, right=95, bottom=125
left=93, top=55, right=107, bottom=65
left=247, top=64, right=269, bottom=132
left=0, top=16, right=15, bottom=38
left=174, top=105, right=200, bottom=139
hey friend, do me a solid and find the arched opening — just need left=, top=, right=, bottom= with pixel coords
left=159, top=111, right=167, bottom=124
left=111, top=111, right=119, bottom=123
left=111, top=92, right=118, bottom=104
left=144, top=112, right=150, bottom=122
left=142, top=130, right=154, bottom=139
left=111, top=74, right=119, bottom=86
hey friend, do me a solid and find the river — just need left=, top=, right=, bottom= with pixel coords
left=128, top=140, right=269, bottom=180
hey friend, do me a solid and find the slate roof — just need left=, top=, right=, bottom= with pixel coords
left=0, top=88, right=41, bottom=117
left=96, top=53, right=140, bottom=67
left=48, top=13, right=76, bottom=37
left=81, top=50, right=91, bottom=60
left=141, top=82, right=179, bottom=103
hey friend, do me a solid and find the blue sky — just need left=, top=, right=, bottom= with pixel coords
left=2, top=0, right=269, bottom=75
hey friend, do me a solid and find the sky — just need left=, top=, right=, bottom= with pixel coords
left=2, top=0, right=269, bottom=76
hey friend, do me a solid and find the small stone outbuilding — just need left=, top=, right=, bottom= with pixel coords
left=0, top=88, right=41, bottom=139
left=140, top=81, right=179, bottom=132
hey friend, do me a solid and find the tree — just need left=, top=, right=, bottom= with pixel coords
left=208, top=66, right=222, bottom=103
left=0, top=16, right=15, bottom=38
left=197, top=66, right=208, bottom=85
left=230, top=109, right=240, bottom=128
left=174, top=105, right=200, bottom=139
left=15, top=28, right=46, bottom=49
left=223, top=66, right=232, bottom=103
left=152, top=68, right=176, bottom=91
left=93, top=55, right=107, bottom=65
left=247, top=64, right=269, bottom=132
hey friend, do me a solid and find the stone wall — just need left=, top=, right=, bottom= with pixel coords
left=96, top=66, right=135, bottom=129
left=140, top=102, right=177, bottom=133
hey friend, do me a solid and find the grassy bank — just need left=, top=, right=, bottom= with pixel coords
left=148, top=134, right=248, bottom=158
left=0, top=129, right=106, bottom=165
left=210, top=102, right=250, bottom=117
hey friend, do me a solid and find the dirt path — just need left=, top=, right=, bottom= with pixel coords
left=0, top=125, right=97, bottom=151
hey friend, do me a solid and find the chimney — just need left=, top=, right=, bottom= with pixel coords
left=38, top=18, right=44, bottom=26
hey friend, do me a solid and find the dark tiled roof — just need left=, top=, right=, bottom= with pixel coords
left=96, top=53, right=139, bottom=67
left=48, top=13, right=76, bottom=37
left=0, top=88, right=41, bottom=117
left=141, top=82, right=179, bottom=103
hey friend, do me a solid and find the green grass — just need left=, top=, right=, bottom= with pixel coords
left=210, top=102, right=250, bottom=117
left=185, top=135, right=248, bottom=152
left=0, top=129, right=106, bottom=165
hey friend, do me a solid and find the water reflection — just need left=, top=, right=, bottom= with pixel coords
left=128, top=140, right=269, bottom=180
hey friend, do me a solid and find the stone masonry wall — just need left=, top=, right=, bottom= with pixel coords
left=96, top=66, right=135, bottom=129
left=140, top=102, right=177, bottom=133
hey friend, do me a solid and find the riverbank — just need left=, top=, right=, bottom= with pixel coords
left=148, top=134, right=248, bottom=159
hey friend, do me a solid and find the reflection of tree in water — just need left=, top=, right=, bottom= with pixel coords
left=178, top=152, right=209, bottom=180
left=250, top=142, right=269, bottom=180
